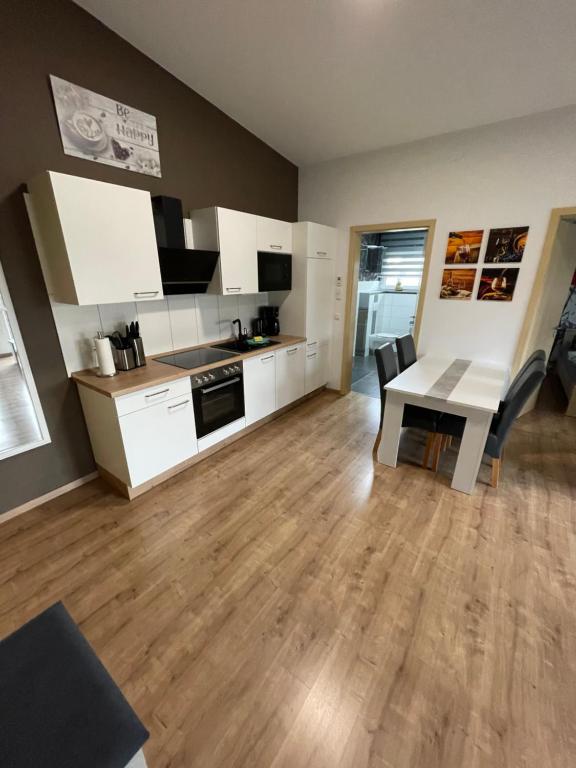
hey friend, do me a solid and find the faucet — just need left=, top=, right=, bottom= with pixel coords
left=232, top=318, right=244, bottom=341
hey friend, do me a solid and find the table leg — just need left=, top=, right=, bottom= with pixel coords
left=376, top=391, right=404, bottom=467
left=451, top=410, right=492, bottom=494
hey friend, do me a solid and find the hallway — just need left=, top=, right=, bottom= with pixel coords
left=351, top=354, right=379, bottom=398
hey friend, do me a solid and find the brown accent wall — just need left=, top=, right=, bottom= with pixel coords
left=0, top=0, right=298, bottom=514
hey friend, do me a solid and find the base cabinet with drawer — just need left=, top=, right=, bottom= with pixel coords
left=276, top=343, right=305, bottom=408
left=119, top=395, right=196, bottom=487
left=78, top=378, right=197, bottom=489
left=243, top=343, right=306, bottom=423
left=76, top=339, right=315, bottom=498
left=304, top=340, right=329, bottom=394
left=244, top=351, right=277, bottom=426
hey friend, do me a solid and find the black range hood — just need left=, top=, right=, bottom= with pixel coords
left=152, top=195, right=218, bottom=294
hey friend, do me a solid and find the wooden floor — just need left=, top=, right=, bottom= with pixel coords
left=1, top=389, right=576, bottom=767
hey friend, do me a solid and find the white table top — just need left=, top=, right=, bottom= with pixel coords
left=385, top=355, right=509, bottom=413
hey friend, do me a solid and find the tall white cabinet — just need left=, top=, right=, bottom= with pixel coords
left=279, top=222, right=336, bottom=393
left=26, top=171, right=162, bottom=305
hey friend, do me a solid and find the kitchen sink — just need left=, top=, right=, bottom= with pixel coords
left=210, top=339, right=280, bottom=353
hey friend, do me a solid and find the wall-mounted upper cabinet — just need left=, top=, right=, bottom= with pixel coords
left=191, top=207, right=258, bottom=295
left=256, top=216, right=293, bottom=254
left=295, top=221, right=336, bottom=260
left=26, top=171, right=162, bottom=306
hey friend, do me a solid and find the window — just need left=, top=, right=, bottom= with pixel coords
left=359, top=228, right=427, bottom=289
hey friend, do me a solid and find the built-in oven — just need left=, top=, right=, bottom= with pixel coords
left=257, top=251, right=292, bottom=292
left=191, top=361, right=244, bottom=438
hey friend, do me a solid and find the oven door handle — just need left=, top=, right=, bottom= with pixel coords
left=200, top=377, right=241, bottom=394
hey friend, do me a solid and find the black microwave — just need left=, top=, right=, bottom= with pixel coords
left=258, top=251, right=292, bottom=292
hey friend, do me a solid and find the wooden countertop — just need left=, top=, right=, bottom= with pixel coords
left=71, top=334, right=307, bottom=398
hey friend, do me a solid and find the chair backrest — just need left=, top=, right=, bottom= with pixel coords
left=396, top=334, right=417, bottom=372
left=374, top=343, right=398, bottom=427
left=504, top=349, right=546, bottom=405
left=492, top=360, right=546, bottom=452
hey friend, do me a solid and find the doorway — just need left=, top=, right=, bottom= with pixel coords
left=341, top=220, right=435, bottom=395
left=514, top=208, right=576, bottom=415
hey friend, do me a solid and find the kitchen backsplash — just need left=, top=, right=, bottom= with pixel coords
left=52, top=292, right=269, bottom=375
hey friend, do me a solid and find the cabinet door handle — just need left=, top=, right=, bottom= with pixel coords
left=269, top=244, right=282, bottom=250
left=134, top=291, right=160, bottom=297
left=168, top=399, right=190, bottom=411
left=145, top=388, right=170, bottom=400
left=201, top=377, right=240, bottom=394
left=316, top=251, right=327, bottom=256
left=307, top=353, right=318, bottom=359
left=261, top=355, right=274, bottom=362
left=287, top=348, right=298, bottom=355
left=307, top=341, right=318, bottom=348
left=226, top=287, right=241, bottom=293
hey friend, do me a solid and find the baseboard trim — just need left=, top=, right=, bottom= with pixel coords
left=1, top=472, right=99, bottom=524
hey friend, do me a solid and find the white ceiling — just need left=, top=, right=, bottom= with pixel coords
left=74, top=0, right=576, bottom=166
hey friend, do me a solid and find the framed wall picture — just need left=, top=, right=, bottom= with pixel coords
left=477, top=268, right=519, bottom=301
left=484, top=227, right=528, bottom=263
left=50, top=75, right=161, bottom=177
left=439, top=268, right=476, bottom=300
left=444, top=230, right=483, bottom=264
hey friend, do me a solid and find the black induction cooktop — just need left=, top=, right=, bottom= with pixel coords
left=155, top=347, right=239, bottom=370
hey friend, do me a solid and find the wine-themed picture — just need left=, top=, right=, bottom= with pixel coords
left=477, top=268, right=519, bottom=301
left=484, top=227, right=528, bottom=263
left=439, top=268, right=476, bottom=300
left=50, top=75, right=161, bottom=177
left=444, top=230, right=483, bottom=264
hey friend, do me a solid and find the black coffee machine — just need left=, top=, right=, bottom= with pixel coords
left=259, top=306, right=280, bottom=336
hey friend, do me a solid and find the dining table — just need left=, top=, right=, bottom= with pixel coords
left=377, top=355, right=509, bottom=494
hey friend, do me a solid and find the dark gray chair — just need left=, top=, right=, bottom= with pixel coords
left=431, top=357, right=546, bottom=486
left=396, top=334, right=417, bottom=372
left=374, top=343, right=438, bottom=467
left=503, top=349, right=546, bottom=405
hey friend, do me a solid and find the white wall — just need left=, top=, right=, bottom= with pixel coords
left=52, top=292, right=268, bottom=375
left=298, top=106, right=576, bottom=388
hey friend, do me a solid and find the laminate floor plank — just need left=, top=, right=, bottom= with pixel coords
left=0, top=390, right=575, bottom=767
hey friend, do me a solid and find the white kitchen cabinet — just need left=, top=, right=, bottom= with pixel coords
left=298, top=221, right=336, bottom=260
left=78, top=379, right=197, bottom=490
left=243, top=350, right=277, bottom=425
left=279, top=223, right=336, bottom=343
left=305, top=345, right=322, bottom=394
left=304, top=340, right=329, bottom=394
left=119, top=394, right=197, bottom=487
left=256, top=216, right=293, bottom=254
left=26, top=171, right=162, bottom=305
left=306, top=257, right=334, bottom=344
left=115, top=378, right=191, bottom=417
left=191, top=207, right=258, bottom=295
left=276, top=343, right=305, bottom=408
left=279, top=223, right=335, bottom=391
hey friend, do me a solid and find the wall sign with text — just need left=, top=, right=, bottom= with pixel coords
left=49, top=75, right=161, bottom=177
